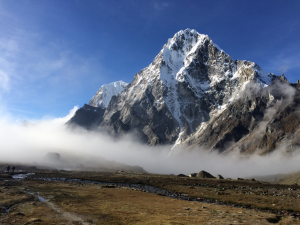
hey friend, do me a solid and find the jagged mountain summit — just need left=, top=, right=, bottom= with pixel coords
left=67, top=81, right=128, bottom=129
left=89, top=81, right=128, bottom=108
left=68, top=29, right=300, bottom=154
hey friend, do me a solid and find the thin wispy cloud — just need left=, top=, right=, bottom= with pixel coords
left=0, top=22, right=104, bottom=120
left=0, top=33, right=92, bottom=92
left=0, top=37, right=20, bottom=92
left=0, top=70, right=9, bottom=92
left=264, top=53, right=300, bottom=82
left=276, top=56, right=300, bottom=74
left=153, top=1, right=169, bottom=12
left=0, top=2, right=111, bottom=120
left=278, top=65, right=289, bottom=74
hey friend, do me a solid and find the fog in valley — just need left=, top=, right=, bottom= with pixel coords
left=1, top=106, right=299, bottom=179
left=0, top=105, right=299, bottom=179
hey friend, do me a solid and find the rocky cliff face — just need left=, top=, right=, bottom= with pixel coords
left=67, top=29, right=299, bottom=154
left=66, top=104, right=106, bottom=129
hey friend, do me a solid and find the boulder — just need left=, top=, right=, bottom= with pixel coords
left=177, top=174, right=188, bottom=177
left=45, top=152, right=60, bottom=161
left=189, top=173, right=197, bottom=177
left=216, top=174, right=224, bottom=179
left=196, top=170, right=215, bottom=179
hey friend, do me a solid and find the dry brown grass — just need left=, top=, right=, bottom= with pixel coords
left=0, top=179, right=299, bottom=224
left=162, top=182, right=300, bottom=213
left=0, top=183, right=69, bottom=224
left=33, top=171, right=300, bottom=213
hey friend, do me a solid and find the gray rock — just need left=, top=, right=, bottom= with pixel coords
left=216, top=174, right=224, bottom=179
left=189, top=173, right=197, bottom=177
left=196, top=170, right=215, bottom=179
left=45, top=152, right=60, bottom=161
left=177, top=174, right=188, bottom=177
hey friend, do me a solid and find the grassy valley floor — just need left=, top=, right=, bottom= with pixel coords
left=1, top=171, right=300, bottom=224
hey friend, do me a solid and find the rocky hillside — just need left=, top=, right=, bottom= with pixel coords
left=68, top=29, right=300, bottom=155
left=180, top=76, right=300, bottom=155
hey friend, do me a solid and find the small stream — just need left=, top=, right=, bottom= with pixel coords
left=26, top=191, right=46, bottom=202
left=14, top=175, right=225, bottom=204
left=33, top=177, right=261, bottom=209
left=12, top=173, right=35, bottom=180
left=5, top=206, right=13, bottom=213
left=0, top=173, right=45, bottom=215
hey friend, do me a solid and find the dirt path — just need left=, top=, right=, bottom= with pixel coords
left=28, top=191, right=92, bottom=225
left=44, top=201, right=91, bottom=225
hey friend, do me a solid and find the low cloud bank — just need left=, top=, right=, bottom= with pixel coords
left=0, top=106, right=300, bottom=179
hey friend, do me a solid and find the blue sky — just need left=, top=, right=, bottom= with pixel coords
left=0, top=0, right=299, bottom=121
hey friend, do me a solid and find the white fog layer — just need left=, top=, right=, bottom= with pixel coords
left=0, top=106, right=300, bottom=179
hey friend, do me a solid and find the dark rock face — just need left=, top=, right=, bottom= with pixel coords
left=99, top=85, right=180, bottom=145
left=66, top=104, right=105, bottom=130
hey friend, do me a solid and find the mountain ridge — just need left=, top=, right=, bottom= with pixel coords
left=67, top=28, right=300, bottom=155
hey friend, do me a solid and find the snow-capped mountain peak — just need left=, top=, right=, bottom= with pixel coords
left=89, top=80, right=128, bottom=108
left=69, top=29, right=286, bottom=152
left=122, top=29, right=277, bottom=136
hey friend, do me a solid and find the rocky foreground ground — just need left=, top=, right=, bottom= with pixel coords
left=1, top=169, right=300, bottom=224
